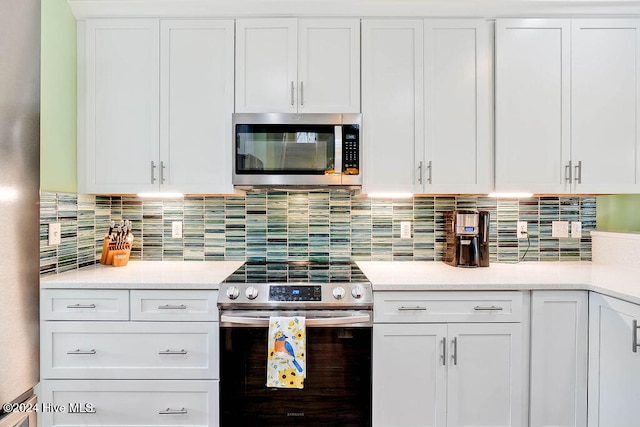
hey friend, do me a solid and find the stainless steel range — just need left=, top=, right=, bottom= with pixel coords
left=217, top=261, right=372, bottom=427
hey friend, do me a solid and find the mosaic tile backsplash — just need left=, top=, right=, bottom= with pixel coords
left=40, top=191, right=597, bottom=275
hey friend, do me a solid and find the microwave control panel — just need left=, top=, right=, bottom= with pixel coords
left=342, top=125, right=360, bottom=173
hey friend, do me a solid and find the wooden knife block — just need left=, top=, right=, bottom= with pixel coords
left=100, top=235, right=131, bottom=267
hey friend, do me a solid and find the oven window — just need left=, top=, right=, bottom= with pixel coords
left=220, top=326, right=372, bottom=427
left=235, top=124, right=336, bottom=174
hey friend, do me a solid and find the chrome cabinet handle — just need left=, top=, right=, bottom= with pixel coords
left=159, top=349, right=187, bottom=355
left=426, top=160, right=432, bottom=184
left=66, top=304, right=96, bottom=309
left=633, top=320, right=640, bottom=353
left=474, top=306, right=504, bottom=311
left=398, top=306, right=427, bottom=311
left=441, top=337, right=447, bottom=366
left=67, top=349, right=96, bottom=355
left=417, top=161, right=423, bottom=184
left=158, top=304, right=187, bottom=310
left=160, top=161, right=166, bottom=184
left=291, top=81, right=295, bottom=106
left=575, top=160, right=582, bottom=184
left=452, top=337, right=458, bottom=365
left=159, top=408, right=188, bottom=415
left=151, top=161, right=157, bottom=184
left=565, top=160, right=572, bottom=183
left=300, top=81, right=304, bottom=106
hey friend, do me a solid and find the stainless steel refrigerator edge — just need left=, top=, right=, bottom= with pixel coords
left=0, top=0, right=41, bottom=423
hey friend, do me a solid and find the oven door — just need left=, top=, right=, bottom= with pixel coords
left=219, top=310, right=372, bottom=427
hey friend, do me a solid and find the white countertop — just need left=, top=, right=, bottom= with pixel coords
left=40, top=260, right=640, bottom=305
left=356, top=261, right=640, bottom=305
left=40, top=261, right=244, bottom=289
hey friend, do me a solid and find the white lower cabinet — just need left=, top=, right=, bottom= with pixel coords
left=588, top=292, right=640, bottom=427
left=373, top=291, right=526, bottom=427
left=40, top=289, right=219, bottom=427
left=530, top=291, right=588, bottom=427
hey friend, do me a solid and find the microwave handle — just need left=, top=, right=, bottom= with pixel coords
left=334, top=125, right=343, bottom=175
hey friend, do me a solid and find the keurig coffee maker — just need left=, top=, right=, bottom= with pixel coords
left=444, top=210, right=490, bottom=267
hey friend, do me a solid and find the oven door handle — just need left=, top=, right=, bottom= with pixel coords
left=220, top=313, right=371, bottom=327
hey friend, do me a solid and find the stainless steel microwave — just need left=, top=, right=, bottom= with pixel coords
left=232, top=113, right=362, bottom=188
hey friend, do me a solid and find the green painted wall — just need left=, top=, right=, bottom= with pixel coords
left=40, top=0, right=77, bottom=192
left=597, top=195, right=640, bottom=232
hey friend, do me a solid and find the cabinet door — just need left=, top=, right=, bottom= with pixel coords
left=572, top=19, right=640, bottom=194
left=423, top=20, right=492, bottom=194
left=79, top=19, right=160, bottom=194
left=298, top=19, right=360, bottom=113
left=530, top=291, right=588, bottom=427
left=373, top=323, right=447, bottom=427
left=495, top=19, right=571, bottom=194
left=362, top=20, right=424, bottom=194
left=588, top=293, right=640, bottom=427
left=447, top=323, right=523, bottom=427
left=160, top=20, right=234, bottom=194
left=235, top=18, right=297, bottom=113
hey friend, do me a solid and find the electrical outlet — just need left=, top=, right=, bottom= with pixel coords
left=552, top=220, right=569, bottom=238
left=517, top=221, right=528, bottom=239
left=48, top=222, right=61, bottom=246
left=571, top=221, right=582, bottom=239
left=171, top=221, right=183, bottom=239
left=400, top=221, right=412, bottom=239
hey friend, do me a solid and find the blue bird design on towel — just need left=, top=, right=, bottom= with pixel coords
left=274, top=330, right=303, bottom=373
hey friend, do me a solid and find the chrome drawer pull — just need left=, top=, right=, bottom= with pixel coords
left=474, top=306, right=504, bottom=311
left=159, top=349, right=187, bottom=355
left=397, top=306, right=427, bottom=311
left=67, top=304, right=96, bottom=309
left=159, top=408, right=188, bottom=415
left=158, top=304, right=187, bottom=310
left=633, top=320, right=640, bottom=353
left=67, top=349, right=96, bottom=355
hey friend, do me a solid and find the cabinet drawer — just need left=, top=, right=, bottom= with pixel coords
left=41, top=322, right=219, bottom=379
left=374, top=291, right=523, bottom=323
left=130, top=290, right=218, bottom=321
left=40, top=379, right=218, bottom=427
left=41, top=289, right=129, bottom=321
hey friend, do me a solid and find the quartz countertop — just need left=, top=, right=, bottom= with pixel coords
left=39, top=261, right=244, bottom=289
left=40, top=260, right=640, bottom=305
left=356, top=261, right=640, bottom=305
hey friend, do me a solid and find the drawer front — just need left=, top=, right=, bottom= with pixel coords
left=130, top=290, right=218, bottom=321
left=374, top=291, right=523, bottom=323
left=41, top=289, right=129, bottom=321
left=40, top=379, right=218, bottom=427
left=41, top=322, right=219, bottom=379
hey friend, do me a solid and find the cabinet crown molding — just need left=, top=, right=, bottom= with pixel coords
left=68, top=0, right=640, bottom=19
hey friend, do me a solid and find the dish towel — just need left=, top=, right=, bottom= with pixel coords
left=266, top=316, right=306, bottom=389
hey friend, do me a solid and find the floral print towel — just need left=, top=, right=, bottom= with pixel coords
left=266, top=316, right=306, bottom=389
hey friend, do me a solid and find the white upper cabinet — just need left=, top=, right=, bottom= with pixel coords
left=362, top=20, right=424, bottom=194
left=423, top=20, right=492, bottom=194
left=362, top=19, right=491, bottom=195
left=160, top=20, right=235, bottom=194
left=79, top=19, right=160, bottom=194
left=235, top=18, right=360, bottom=113
left=496, top=18, right=640, bottom=194
left=79, top=19, right=235, bottom=194
left=571, top=19, right=640, bottom=194
left=495, top=19, right=571, bottom=194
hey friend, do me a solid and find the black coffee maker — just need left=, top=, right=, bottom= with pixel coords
left=444, top=210, right=490, bottom=267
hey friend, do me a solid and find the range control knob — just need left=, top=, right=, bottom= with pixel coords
left=226, top=286, right=239, bottom=300
left=245, top=286, right=259, bottom=300
left=351, top=285, right=364, bottom=299
left=332, top=286, right=346, bottom=300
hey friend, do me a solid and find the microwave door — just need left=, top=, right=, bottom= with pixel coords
left=334, top=125, right=343, bottom=178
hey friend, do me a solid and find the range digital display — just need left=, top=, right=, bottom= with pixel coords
left=269, top=285, right=322, bottom=302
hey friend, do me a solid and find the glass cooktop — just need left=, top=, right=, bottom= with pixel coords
left=222, top=261, right=370, bottom=284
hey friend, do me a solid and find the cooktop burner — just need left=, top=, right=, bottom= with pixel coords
left=222, top=261, right=370, bottom=284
